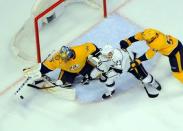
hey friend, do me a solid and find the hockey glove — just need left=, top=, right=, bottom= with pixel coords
left=23, top=64, right=42, bottom=79
left=119, top=40, right=129, bottom=49
left=130, top=58, right=141, bottom=69
left=88, top=55, right=102, bottom=67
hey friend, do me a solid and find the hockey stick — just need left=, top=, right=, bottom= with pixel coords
left=15, top=80, right=75, bottom=100
left=27, top=83, right=72, bottom=90
left=123, top=49, right=159, bottom=98
left=14, top=77, right=31, bottom=99
left=27, top=84, right=56, bottom=89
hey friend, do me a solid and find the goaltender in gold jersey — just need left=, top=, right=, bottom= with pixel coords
left=120, top=28, right=183, bottom=83
left=39, top=42, right=100, bottom=86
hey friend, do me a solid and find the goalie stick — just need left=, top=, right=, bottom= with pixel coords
left=27, top=82, right=72, bottom=89
left=27, top=77, right=75, bottom=101
left=123, top=49, right=159, bottom=98
left=27, top=84, right=56, bottom=89
left=14, top=77, right=32, bottom=99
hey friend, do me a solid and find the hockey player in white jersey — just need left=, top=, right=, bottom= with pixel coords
left=89, top=45, right=161, bottom=99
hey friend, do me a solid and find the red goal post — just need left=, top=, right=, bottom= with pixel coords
left=34, top=0, right=107, bottom=63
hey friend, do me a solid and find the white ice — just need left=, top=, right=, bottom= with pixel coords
left=0, top=0, right=183, bottom=131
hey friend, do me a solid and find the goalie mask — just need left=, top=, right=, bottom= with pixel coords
left=59, top=46, right=75, bottom=61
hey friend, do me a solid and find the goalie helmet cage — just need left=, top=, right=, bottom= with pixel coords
left=20, top=0, right=107, bottom=63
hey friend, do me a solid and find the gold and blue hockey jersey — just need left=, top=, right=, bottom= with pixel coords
left=121, top=28, right=183, bottom=83
left=42, top=42, right=97, bottom=74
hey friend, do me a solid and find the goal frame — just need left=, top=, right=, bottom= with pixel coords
left=34, top=0, right=107, bottom=63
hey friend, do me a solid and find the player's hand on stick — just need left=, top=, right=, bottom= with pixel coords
left=130, top=58, right=141, bottom=69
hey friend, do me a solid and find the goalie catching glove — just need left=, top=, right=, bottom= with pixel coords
left=23, top=64, right=42, bottom=79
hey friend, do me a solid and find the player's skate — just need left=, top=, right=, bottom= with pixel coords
left=102, top=82, right=116, bottom=99
left=149, top=79, right=161, bottom=91
left=142, top=74, right=161, bottom=98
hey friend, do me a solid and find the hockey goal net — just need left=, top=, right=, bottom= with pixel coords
left=11, top=0, right=107, bottom=63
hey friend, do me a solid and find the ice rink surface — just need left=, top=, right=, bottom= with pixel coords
left=0, top=0, right=183, bottom=131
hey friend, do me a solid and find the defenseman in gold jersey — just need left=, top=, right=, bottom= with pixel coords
left=39, top=42, right=100, bottom=86
left=120, top=28, right=183, bottom=83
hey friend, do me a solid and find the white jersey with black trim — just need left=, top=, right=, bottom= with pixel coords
left=109, top=49, right=134, bottom=72
left=90, top=48, right=135, bottom=79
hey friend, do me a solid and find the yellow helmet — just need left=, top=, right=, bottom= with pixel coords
left=142, top=28, right=158, bottom=43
